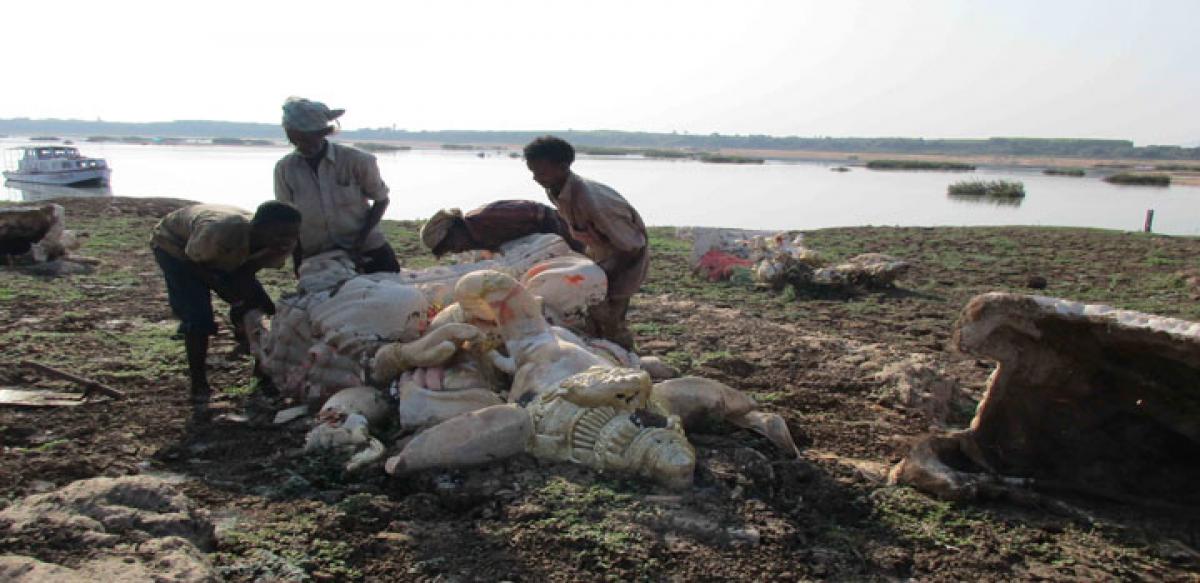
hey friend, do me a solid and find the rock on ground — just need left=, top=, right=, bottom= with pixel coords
left=0, top=475, right=218, bottom=582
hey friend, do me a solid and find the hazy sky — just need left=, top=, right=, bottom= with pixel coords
left=4, top=0, right=1197, bottom=145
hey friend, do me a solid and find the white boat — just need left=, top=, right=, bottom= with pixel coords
left=3, top=180, right=113, bottom=202
left=2, top=145, right=111, bottom=187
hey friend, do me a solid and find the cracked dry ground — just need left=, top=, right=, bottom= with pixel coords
left=1, top=196, right=1198, bottom=581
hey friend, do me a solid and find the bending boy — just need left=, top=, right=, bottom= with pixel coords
left=523, top=136, right=649, bottom=350
left=151, top=202, right=301, bottom=411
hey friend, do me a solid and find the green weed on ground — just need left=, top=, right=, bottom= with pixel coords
left=217, top=510, right=362, bottom=580
left=519, top=477, right=660, bottom=575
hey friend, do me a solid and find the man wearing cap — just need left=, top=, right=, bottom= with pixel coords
left=523, top=136, right=648, bottom=350
left=274, top=96, right=400, bottom=274
left=420, top=199, right=584, bottom=257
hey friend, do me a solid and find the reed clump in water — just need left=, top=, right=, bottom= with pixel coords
left=354, top=142, right=412, bottom=153
left=577, top=146, right=756, bottom=163
left=1043, top=167, right=1085, bottom=176
left=947, top=180, right=1026, bottom=198
left=867, top=159, right=975, bottom=171
left=212, top=137, right=272, bottom=146
left=577, top=146, right=630, bottom=155
left=642, top=149, right=694, bottom=159
left=696, top=153, right=764, bottom=164
left=1103, top=173, right=1171, bottom=186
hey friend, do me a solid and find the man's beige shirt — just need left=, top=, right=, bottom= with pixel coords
left=151, top=204, right=252, bottom=272
left=547, top=172, right=649, bottom=299
left=274, top=142, right=389, bottom=257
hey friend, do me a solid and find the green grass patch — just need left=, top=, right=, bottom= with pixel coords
left=378, top=220, right=436, bottom=269
left=984, top=235, right=1019, bottom=251
left=653, top=223, right=1200, bottom=323
left=219, top=511, right=361, bottom=580
left=697, top=350, right=734, bottom=364
left=529, top=477, right=647, bottom=570
left=646, top=228, right=691, bottom=253
left=661, top=351, right=694, bottom=372
left=628, top=320, right=687, bottom=337
left=83, top=215, right=153, bottom=253
left=1144, top=249, right=1183, bottom=267
left=753, top=391, right=788, bottom=403
left=223, top=382, right=257, bottom=397
left=35, top=438, right=70, bottom=452
left=871, top=487, right=988, bottom=551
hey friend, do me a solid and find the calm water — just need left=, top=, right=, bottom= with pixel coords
left=4, top=138, right=1198, bottom=235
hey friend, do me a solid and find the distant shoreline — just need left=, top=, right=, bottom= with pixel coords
left=4, top=134, right=1198, bottom=186
left=347, top=139, right=1200, bottom=185
left=2, top=118, right=1197, bottom=162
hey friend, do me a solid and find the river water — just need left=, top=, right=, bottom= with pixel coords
left=3, top=138, right=1198, bottom=235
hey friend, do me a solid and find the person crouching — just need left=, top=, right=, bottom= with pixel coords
left=150, top=201, right=301, bottom=415
left=419, top=199, right=585, bottom=257
left=523, top=136, right=649, bottom=350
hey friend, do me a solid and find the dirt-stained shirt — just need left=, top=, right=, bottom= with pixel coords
left=274, top=142, right=389, bottom=257
left=151, top=204, right=252, bottom=272
left=547, top=172, right=649, bottom=299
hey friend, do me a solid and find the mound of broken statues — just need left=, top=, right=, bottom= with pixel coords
left=890, top=292, right=1200, bottom=507
left=247, top=233, right=800, bottom=488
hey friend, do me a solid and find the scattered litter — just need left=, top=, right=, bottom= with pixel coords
left=274, top=405, right=310, bottom=425
left=0, top=360, right=125, bottom=407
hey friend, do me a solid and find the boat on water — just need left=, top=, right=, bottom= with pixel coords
left=2, top=180, right=113, bottom=202
left=2, top=145, right=111, bottom=187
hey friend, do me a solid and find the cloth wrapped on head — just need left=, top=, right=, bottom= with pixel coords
left=420, top=208, right=464, bottom=250
left=282, top=96, right=345, bottom=132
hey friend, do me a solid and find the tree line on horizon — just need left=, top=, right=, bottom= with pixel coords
left=2, top=118, right=1198, bottom=160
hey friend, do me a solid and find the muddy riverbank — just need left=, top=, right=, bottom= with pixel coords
left=1, top=197, right=1198, bottom=580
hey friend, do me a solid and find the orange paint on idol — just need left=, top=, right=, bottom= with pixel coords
left=565, top=274, right=585, bottom=285
left=489, top=300, right=516, bottom=323
left=524, top=264, right=551, bottom=279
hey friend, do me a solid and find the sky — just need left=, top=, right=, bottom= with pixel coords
left=3, top=0, right=1197, bottom=145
